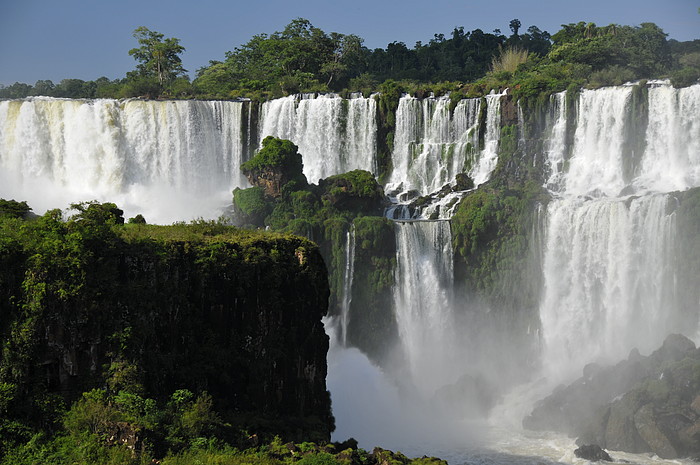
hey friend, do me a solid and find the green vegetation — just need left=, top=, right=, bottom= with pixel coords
left=0, top=200, right=335, bottom=463
left=4, top=18, right=695, bottom=101
left=232, top=138, right=394, bottom=362
left=233, top=139, right=384, bottom=235
left=240, top=136, right=308, bottom=195
left=491, top=46, right=529, bottom=73
left=129, top=27, right=187, bottom=87
left=451, top=121, right=546, bottom=321
left=0, top=199, right=32, bottom=219
left=344, top=217, right=397, bottom=360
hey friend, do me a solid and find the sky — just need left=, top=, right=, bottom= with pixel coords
left=0, top=0, right=698, bottom=87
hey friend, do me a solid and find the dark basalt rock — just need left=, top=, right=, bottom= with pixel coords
left=574, top=444, right=612, bottom=462
left=0, top=230, right=334, bottom=442
left=454, top=173, right=475, bottom=191
left=527, top=334, right=700, bottom=459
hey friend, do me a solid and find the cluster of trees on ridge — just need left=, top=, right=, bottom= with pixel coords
left=1, top=18, right=699, bottom=102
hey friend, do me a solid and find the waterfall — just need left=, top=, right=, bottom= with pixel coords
left=539, top=83, right=700, bottom=381
left=393, top=220, right=456, bottom=395
left=563, top=87, right=633, bottom=197
left=471, top=90, right=505, bottom=186
left=540, top=195, right=679, bottom=378
left=387, top=95, right=480, bottom=198
left=340, top=224, right=356, bottom=347
left=637, top=84, right=700, bottom=192
left=543, top=91, right=567, bottom=192
left=258, top=93, right=377, bottom=183
left=0, top=97, right=249, bottom=223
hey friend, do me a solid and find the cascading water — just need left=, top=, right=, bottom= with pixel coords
left=539, top=83, right=700, bottom=382
left=387, top=95, right=481, bottom=197
left=637, top=84, right=700, bottom=192
left=540, top=195, right=680, bottom=378
left=562, top=86, right=634, bottom=197
left=339, top=224, right=356, bottom=347
left=385, top=94, right=493, bottom=221
left=543, top=91, right=567, bottom=192
left=392, top=220, right=456, bottom=395
left=0, top=97, right=249, bottom=223
left=258, top=93, right=377, bottom=183
left=471, top=90, right=506, bottom=186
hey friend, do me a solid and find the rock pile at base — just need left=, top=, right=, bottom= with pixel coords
left=525, top=334, right=700, bottom=459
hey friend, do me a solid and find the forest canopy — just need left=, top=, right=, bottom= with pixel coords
left=1, top=18, right=698, bottom=101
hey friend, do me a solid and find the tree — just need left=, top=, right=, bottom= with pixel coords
left=509, top=19, right=522, bottom=36
left=31, top=80, right=55, bottom=96
left=128, top=26, right=186, bottom=86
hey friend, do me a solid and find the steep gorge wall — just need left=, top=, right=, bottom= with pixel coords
left=0, top=222, right=333, bottom=441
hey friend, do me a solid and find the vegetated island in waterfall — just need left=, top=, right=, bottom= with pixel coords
left=1, top=15, right=700, bottom=465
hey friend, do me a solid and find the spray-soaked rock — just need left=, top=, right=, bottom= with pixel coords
left=574, top=444, right=612, bottom=462
left=526, top=334, right=700, bottom=459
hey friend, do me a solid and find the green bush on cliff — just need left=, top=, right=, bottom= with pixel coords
left=233, top=186, right=272, bottom=225
left=233, top=161, right=388, bottom=335
left=451, top=117, right=546, bottom=316
left=318, top=170, right=384, bottom=214
left=344, top=216, right=397, bottom=360
left=242, top=136, right=305, bottom=183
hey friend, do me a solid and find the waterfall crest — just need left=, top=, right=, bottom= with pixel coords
left=0, top=97, right=248, bottom=223
left=259, top=93, right=377, bottom=183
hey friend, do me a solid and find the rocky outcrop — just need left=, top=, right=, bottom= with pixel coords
left=317, top=169, right=386, bottom=215
left=525, top=334, right=700, bottom=459
left=574, top=444, right=612, bottom=461
left=0, top=225, right=333, bottom=442
left=241, top=136, right=308, bottom=198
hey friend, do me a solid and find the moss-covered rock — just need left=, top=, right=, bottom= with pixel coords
left=0, top=209, right=333, bottom=445
left=345, top=217, right=397, bottom=363
left=242, top=136, right=308, bottom=198
left=318, top=170, right=386, bottom=215
left=232, top=186, right=272, bottom=227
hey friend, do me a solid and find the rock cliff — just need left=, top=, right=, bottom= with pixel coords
left=0, top=216, right=333, bottom=442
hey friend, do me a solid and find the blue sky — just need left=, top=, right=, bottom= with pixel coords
left=1, top=0, right=698, bottom=86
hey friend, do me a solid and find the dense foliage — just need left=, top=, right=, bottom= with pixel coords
left=241, top=136, right=307, bottom=192
left=231, top=138, right=394, bottom=362
left=0, top=202, right=335, bottom=463
left=2, top=18, right=696, bottom=101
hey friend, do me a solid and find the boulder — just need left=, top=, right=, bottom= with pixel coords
left=454, top=173, right=475, bottom=191
left=573, top=444, right=612, bottom=462
left=633, top=404, right=678, bottom=459
left=650, top=334, right=696, bottom=363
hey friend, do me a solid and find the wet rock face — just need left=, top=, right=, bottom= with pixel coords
left=2, top=234, right=334, bottom=442
left=245, top=167, right=289, bottom=198
left=525, top=334, right=700, bottom=459
left=574, top=444, right=612, bottom=462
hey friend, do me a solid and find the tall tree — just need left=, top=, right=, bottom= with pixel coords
left=128, top=26, right=186, bottom=86
left=509, top=19, right=522, bottom=36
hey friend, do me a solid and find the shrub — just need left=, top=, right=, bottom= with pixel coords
left=491, top=46, right=529, bottom=73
